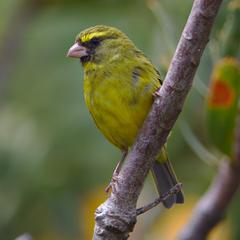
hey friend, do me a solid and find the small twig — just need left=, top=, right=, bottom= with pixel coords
left=137, top=183, right=182, bottom=215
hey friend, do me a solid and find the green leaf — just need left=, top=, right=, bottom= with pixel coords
left=207, top=57, right=240, bottom=157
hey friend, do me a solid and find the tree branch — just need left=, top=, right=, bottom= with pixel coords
left=179, top=117, right=240, bottom=240
left=93, top=0, right=223, bottom=239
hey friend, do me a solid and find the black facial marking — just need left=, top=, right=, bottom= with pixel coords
left=79, top=35, right=117, bottom=64
left=80, top=37, right=101, bottom=50
left=80, top=55, right=91, bottom=64
left=90, top=37, right=101, bottom=46
left=78, top=37, right=102, bottom=64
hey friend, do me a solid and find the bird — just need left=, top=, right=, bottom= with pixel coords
left=67, top=25, right=184, bottom=208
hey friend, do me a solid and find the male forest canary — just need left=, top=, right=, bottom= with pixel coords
left=67, top=25, right=184, bottom=208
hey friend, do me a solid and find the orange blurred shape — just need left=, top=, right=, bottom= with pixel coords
left=208, top=79, right=235, bottom=108
left=81, top=186, right=108, bottom=240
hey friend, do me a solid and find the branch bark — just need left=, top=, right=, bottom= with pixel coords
left=93, top=0, right=223, bottom=239
left=179, top=117, right=240, bottom=240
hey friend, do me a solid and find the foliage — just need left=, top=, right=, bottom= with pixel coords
left=207, top=58, right=240, bottom=158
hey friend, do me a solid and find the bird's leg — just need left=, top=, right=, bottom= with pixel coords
left=113, top=150, right=127, bottom=176
left=105, top=150, right=128, bottom=193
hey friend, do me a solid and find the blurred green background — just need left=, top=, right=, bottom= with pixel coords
left=0, top=0, right=239, bottom=239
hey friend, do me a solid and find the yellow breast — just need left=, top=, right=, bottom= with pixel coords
left=83, top=59, right=160, bottom=151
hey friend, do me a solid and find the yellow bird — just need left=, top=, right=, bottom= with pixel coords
left=67, top=25, right=184, bottom=208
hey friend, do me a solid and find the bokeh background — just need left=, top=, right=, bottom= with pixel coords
left=0, top=0, right=239, bottom=239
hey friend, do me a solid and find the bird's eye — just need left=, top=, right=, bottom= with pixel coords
left=91, top=37, right=101, bottom=46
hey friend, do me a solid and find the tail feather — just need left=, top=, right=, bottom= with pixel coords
left=151, top=151, right=184, bottom=208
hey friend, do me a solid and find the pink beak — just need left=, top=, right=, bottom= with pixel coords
left=66, top=42, right=88, bottom=58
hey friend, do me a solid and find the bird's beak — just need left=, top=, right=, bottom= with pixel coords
left=67, top=42, right=88, bottom=58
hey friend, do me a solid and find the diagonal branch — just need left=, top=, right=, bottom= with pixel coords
left=93, top=0, right=223, bottom=239
left=179, top=117, right=240, bottom=240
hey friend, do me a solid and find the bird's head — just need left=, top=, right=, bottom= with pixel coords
left=67, top=25, right=133, bottom=65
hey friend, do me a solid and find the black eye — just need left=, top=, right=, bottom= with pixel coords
left=91, top=37, right=101, bottom=46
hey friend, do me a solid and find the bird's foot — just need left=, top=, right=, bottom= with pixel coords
left=152, top=89, right=161, bottom=99
left=105, top=151, right=127, bottom=193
